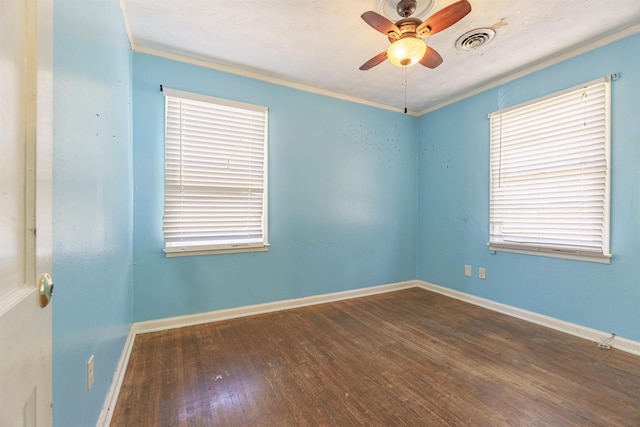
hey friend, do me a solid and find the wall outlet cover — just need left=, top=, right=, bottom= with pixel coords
left=464, top=265, right=472, bottom=277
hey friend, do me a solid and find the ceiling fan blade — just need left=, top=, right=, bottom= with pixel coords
left=359, top=51, right=388, bottom=70
left=418, top=46, right=443, bottom=69
left=417, top=0, right=471, bottom=36
left=361, top=11, right=400, bottom=36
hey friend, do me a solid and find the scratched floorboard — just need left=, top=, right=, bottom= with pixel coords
left=110, top=288, right=640, bottom=426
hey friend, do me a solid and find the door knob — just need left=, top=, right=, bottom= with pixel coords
left=39, top=273, right=54, bottom=307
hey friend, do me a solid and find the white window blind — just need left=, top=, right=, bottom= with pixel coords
left=162, top=88, right=268, bottom=256
left=488, top=77, right=611, bottom=263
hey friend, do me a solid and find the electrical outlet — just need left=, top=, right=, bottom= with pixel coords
left=464, top=265, right=472, bottom=277
left=87, top=355, right=94, bottom=390
left=479, top=267, right=486, bottom=280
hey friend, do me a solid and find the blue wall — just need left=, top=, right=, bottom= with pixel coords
left=417, top=34, right=640, bottom=341
left=132, top=53, right=417, bottom=322
left=52, top=0, right=133, bottom=426
left=49, top=5, right=638, bottom=423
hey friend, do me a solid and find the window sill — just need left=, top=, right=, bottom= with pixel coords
left=165, top=244, right=269, bottom=258
left=488, top=244, right=611, bottom=264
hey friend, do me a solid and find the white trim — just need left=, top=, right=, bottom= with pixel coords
left=133, top=280, right=419, bottom=334
left=488, top=245, right=611, bottom=264
left=96, top=328, right=137, bottom=427
left=128, top=25, right=638, bottom=117
left=416, top=281, right=640, bottom=356
left=98, top=279, right=640, bottom=426
left=0, top=287, right=36, bottom=317
left=488, top=76, right=610, bottom=117
left=118, top=6, right=638, bottom=117
left=161, top=87, right=267, bottom=112
left=134, top=45, right=410, bottom=115
left=118, top=0, right=134, bottom=51
left=417, top=23, right=640, bottom=116
left=164, top=244, right=269, bottom=258
left=488, top=78, right=611, bottom=263
left=162, top=91, right=269, bottom=254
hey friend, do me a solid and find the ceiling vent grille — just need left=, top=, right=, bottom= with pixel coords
left=455, top=28, right=496, bottom=51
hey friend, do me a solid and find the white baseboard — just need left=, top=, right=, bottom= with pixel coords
left=416, top=280, right=640, bottom=357
left=97, top=280, right=417, bottom=426
left=96, top=328, right=137, bottom=427
left=98, top=278, right=639, bottom=426
left=133, top=280, right=419, bottom=334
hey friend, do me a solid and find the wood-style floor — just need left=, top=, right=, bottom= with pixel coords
left=111, top=288, right=640, bottom=426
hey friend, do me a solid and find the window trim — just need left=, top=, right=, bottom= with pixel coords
left=162, top=87, right=269, bottom=257
left=487, top=77, right=611, bottom=264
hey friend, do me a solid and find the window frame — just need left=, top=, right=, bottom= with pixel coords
left=488, top=77, right=612, bottom=264
left=161, top=87, right=269, bottom=257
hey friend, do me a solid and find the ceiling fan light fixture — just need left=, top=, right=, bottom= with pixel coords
left=386, top=37, right=426, bottom=67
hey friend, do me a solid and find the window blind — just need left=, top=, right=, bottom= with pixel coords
left=162, top=88, right=268, bottom=255
left=488, top=77, right=611, bottom=262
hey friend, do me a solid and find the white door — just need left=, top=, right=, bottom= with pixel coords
left=0, top=0, right=53, bottom=425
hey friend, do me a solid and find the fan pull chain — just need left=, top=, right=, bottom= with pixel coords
left=403, top=67, right=408, bottom=114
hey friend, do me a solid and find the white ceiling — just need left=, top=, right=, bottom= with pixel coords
left=121, top=0, right=640, bottom=113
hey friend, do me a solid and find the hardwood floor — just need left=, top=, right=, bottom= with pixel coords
left=110, top=288, right=640, bottom=426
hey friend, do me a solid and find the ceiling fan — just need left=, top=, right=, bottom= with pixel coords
left=359, top=0, right=472, bottom=70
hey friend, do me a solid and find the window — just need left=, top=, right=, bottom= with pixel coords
left=488, top=77, right=611, bottom=263
left=162, top=88, right=268, bottom=257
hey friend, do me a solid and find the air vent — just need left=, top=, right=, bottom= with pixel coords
left=455, top=28, right=496, bottom=51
